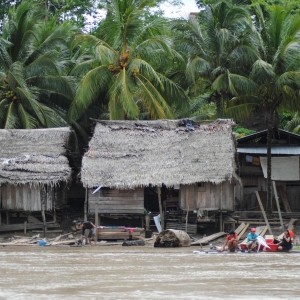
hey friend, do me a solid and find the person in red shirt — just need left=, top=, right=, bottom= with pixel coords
left=221, top=230, right=239, bottom=253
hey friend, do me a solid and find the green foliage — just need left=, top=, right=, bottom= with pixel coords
left=172, top=0, right=260, bottom=119
left=233, top=124, right=255, bottom=138
left=279, top=111, right=293, bottom=129
left=0, top=0, right=79, bottom=129
left=68, top=0, right=189, bottom=121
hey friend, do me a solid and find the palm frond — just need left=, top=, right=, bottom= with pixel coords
left=17, top=103, right=38, bottom=128
left=250, top=59, right=275, bottom=83
left=135, top=74, right=173, bottom=119
left=109, top=68, right=139, bottom=119
left=67, top=66, right=113, bottom=122
left=4, top=101, right=19, bottom=129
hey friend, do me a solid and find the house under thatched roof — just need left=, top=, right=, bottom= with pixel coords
left=81, top=119, right=236, bottom=189
left=0, top=128, right=71, bottom=186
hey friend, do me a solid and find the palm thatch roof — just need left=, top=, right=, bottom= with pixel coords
left=0, top=128, right=71, bottom=185
left=81, top=119, right=237, bottom=189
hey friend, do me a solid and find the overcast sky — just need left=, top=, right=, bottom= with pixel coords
left=161, top=0, right=199, bottom=18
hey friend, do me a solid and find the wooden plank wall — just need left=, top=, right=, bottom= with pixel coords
left=0, top=184, right=56, bottom=211
left=235, top=176, right=300, bottom=211
left=179, top=182, right=234, bottom=211
left=88, top=188, right=144, bottom=214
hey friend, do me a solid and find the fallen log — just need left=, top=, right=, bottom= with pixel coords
left=154, top=229, right=191, bottom=247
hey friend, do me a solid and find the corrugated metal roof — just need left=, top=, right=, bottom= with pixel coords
left=237, top=146, right=300, bottom=155
left=237, top=128, right=300, bottom=143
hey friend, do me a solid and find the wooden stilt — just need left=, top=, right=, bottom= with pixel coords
left=6, top=211, right=9, bottom=225
left=0, top=187, right=1, bottom=225
left=41, top=188, right=47, bottom=237
left=255, top=191, right=272, bottom=235
left=84, top=188, right=88, bottom=222
left=95, top=202, right=99, bottom=241
left=158, top=187, right=164, bottom=231
left=24, top=221, right=27, bottom=234
left=219, top=211, right=223, bottom=232
left=272, top=181, right=283, bottom=229
left=53, top=186, right=56, bottom=223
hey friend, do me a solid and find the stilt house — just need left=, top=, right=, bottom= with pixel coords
left=236, top=128, right=300, bottom=212
left=0, top=128, right=71, bottom=222
left=81, top=119, right=238, bottom=229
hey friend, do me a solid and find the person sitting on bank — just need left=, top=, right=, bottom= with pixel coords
left=78, top=221, right=97, bottom=246
left=221, top=230, right=239, bottom=253
left=278, top=230, right=292, bottom=252
left=247, top=227, right=259, bottom=251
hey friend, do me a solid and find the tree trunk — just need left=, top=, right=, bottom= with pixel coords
left=266, top=112, right=273, bottom=213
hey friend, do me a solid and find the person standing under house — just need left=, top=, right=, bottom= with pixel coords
left=247, top=227, right=259, bottom=252
left=78, top=221, right=97, bottom=246
left=221, top=230, right=239, bottom=253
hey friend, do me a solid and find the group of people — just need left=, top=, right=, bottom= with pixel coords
left=220, top=224, right=295, bottom=253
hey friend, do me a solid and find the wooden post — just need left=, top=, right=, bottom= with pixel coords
left=95, top=202, right=99, bottom=242
left=219, top=211, right=223, bottom=232
left=0, top=187, right=1, bottom=225
left=141, top=216, right=144, bottom=229
left=158, top=187, right=164, bottom=231
left=95, top=190, right=100, bottom=241
left=185, top=205, right=189, bottom=233
left=220, top=182, right=223, bottom=232
left=24, top=221, right=27, bottom=234
left=84, top=188, right=88, bottom=222
left=6, top=211, right=9, bottom=225
left=255, top=191, right=272, bottom=235
left=41, top=187, right=47, bottom=237
left=272, top=181, right=284, bottom=229
left=53, top=186, right=56, bottom=223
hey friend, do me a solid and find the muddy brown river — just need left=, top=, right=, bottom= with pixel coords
left=0, top=246, right=299, bottom=300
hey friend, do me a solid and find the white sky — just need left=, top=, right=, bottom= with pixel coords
left=161, top=0, right=199, bottom=18
left=84, top=1, right=200, bottom=31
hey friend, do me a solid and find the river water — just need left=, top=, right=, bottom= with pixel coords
left=0, top=246, right=299, bottom=300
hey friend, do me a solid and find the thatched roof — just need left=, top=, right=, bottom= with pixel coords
left=81, top=119, right=236, bottom=189
left=0, top=128, right=71, bottom=185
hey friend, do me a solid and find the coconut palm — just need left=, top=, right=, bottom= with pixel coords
left=67, top=0, right=189, bottom=121
left=227, top=4, right=300, bottom=211
left=0, top=0, right=79, bottom=129
left=171, top=0, right=260, bottom=119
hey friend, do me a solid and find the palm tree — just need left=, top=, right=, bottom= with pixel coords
left=227, top=4, right=300, bottom=212
left=67, top=0, right=189, bottom=122
left=0, top=0, right=79, bottom=129
left=171, top=0, right=260, bottom=119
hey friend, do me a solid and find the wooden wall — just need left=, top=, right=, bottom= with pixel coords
left=88, top=188, right=144, bottom=214
left=0, top=183, right=67, bottom=211
left=179, top=181, right=234, bottom=211
left=1, top=184, right=43, bottom=210
left=235, top=176, right=300, bottom=211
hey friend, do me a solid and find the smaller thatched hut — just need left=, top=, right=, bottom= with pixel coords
left=0, top=128, right=71, bottom=221
left=81, top=119, right=237, bottom=230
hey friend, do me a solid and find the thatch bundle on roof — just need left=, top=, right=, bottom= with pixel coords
left=81, top=119, right=236, bottom=189
left=0, top=128, right=71, bottom=186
